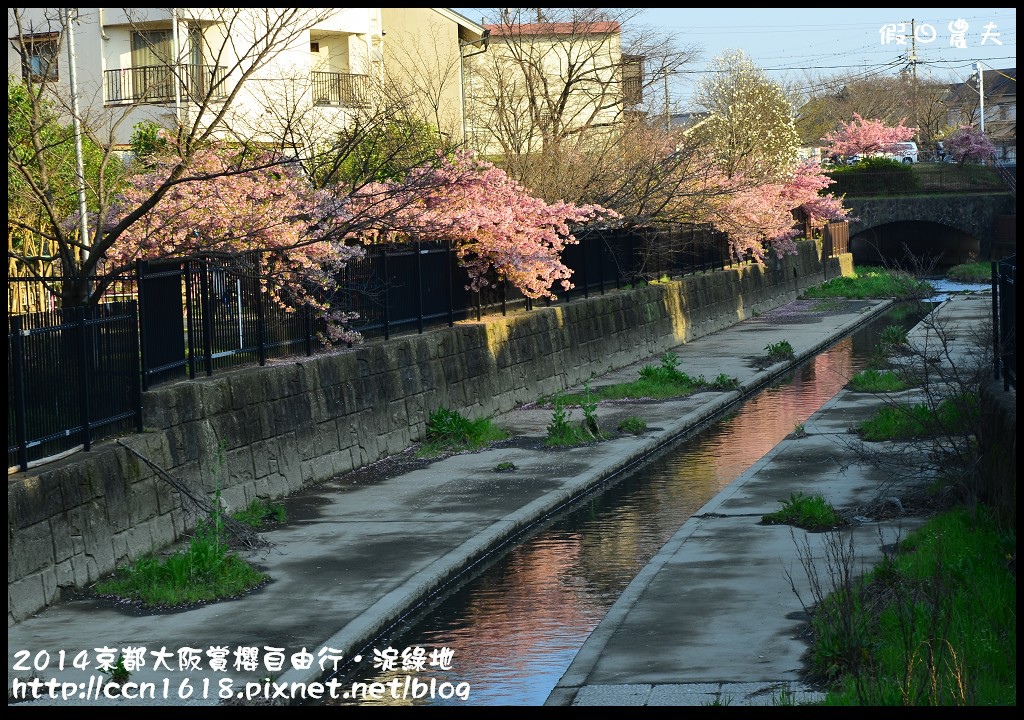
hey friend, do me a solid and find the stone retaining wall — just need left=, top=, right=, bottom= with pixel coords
left=8, top=241, right=843, bottom=625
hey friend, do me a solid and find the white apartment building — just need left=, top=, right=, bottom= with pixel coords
left=9, top=8, right=485, bottom=149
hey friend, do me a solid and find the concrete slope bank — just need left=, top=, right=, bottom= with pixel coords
left=7, top=297, right=884, bottom=706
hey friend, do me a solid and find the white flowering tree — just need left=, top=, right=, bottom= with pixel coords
left=691, top=50, right=800, bottom=182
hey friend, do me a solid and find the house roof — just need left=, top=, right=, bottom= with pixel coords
left=484, top=21, right=621, bottom=37
left=982, top=67, right=1016, bottom=97
left=431, top=7, right=486, bottom=37
left=945, top=67, right=1016, bottom=103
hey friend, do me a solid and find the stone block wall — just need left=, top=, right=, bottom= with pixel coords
left=8, top=241, right=840, bottom=624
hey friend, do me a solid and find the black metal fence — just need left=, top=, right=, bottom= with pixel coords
left=333, top=227, right=734, bottom=341
left=8, top=224, right=841, bottom=470
left=8, top=303, right=143, bottom=471
left=137, top=256, right=320, bottom=389
left=827, top=165, right=1007, bottom=196
left=993, top=254, right=1016, bottom=391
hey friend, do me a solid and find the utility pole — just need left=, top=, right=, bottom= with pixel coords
left=975, top=61, right=986, bottom=133
left=904, top=18, right=919, bottom=83
left=664, top=69, right=670, bottom=131
left=64, top=7, right=90, bottom=265
left=900, top=19, right=920, bottom=140
left=171, top=7, right=181, bottom=127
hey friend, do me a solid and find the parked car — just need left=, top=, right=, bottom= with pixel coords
left=846, top=142, right=919, bottom=165
left=891, top=141, right=919, bottom=163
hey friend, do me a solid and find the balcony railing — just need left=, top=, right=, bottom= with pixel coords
left=104, top=64, right=227, bottom=104
left=311, top=71, right=370, bottom=108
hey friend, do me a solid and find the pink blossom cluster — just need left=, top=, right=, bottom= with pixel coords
left=945, top=126, right=996, bottom=164
left=339, top=151, right=621, bottom=299
left=708, top=160, right=850, bottom=263
left=104, top=143, right=365, bottom=345
left=822, top=113, right=918, bottom=158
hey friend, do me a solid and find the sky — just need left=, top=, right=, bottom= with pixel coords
left=451, top=7, right=1016, bottom=110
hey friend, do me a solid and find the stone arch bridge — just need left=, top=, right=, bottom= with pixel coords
left=843, top=193, right=1015, bottom=268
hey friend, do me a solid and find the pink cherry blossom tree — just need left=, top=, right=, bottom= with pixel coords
left=783, top=160, right=852, bottom=228
left=338, top=151, right=620, bottom=299
left=706, top=160, right=850, bottom=263
left=714, top=178, right=803, bottom=262
left=822, top=113, right=918, bottom=159
left=945, top=125, right=996, bottom=164
left=103, top=142, right=365, bottom=344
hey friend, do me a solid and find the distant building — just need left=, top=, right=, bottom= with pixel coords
left=944, top=67, right=1016, bottom=167
left=9, top=8, right=486, bottom=150
left=465, top=18, right=643, bottom=157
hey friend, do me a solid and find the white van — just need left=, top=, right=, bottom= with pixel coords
left=889, top=142, right=919, bottom=163
left=847, top=141, right=920, bottom=165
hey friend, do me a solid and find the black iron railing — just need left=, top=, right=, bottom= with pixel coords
left=137, top=255, right=322, bottom=389
left=311, top=71, right=370, bottom=107
left=9, top=225, right=847, bottom=470
left=992, top=254, right=1016, bottom=391
left=8, top=303, right=143, bottom=471
left=104, top=64, right=227, bottom=104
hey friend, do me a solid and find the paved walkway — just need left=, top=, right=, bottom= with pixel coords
left=6, top=292, right=994, bottom=706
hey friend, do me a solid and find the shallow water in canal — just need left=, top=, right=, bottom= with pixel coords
left=318, top=300, right=940, bottom=706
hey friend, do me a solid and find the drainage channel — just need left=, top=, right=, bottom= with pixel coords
left=311, top=301, right=932, bottom=706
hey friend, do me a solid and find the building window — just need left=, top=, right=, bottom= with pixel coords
left=20, top=34, right=60, bottom=82
left=130, top=29, right=175, bottom=101
left=131, top=29, right=174, bottom=67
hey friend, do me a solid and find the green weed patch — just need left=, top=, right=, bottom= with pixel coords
left=817, top=506, right=1016, bottom=705
left=94, top=517, right=268, bottom=608
left=858, top=395, right=977, bottom=441
left=232, top=498, right=287, bottom=528
left=418, top=407, right=509, bottom=457
left=802, top=266, right=932, bottom=301
left=762, top=492, right=844, bottom=531
left=847, top=369, right=909, bottom=393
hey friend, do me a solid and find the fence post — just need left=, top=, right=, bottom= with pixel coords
left=501, top=279, right=507, bottom=316
left=254, top=275, right=267, bottom=366
left=581, top=237, right=589, bottom=299
left=304, top=304, right=313, bottom=357
left=128, top=300, right=144, bottom=433
left=77, top=306, right=92, bottom=452
left=992, top=261, right=1000, bottom=382
left=447, top=241, right=454, bottom=328
left=184, top=260, right=197, bottom=380
left=136, top=260, right=150, bottom=391
left=11, top=316, right=30, bottom=472
left=199, top=259, right=214, bottom=376
left=136, top=259, right=149, bottom=391
left=417, top=242, right=425, bottom=333
left=382, top=247, right=390, bottom=341
left=1000, top=258, right=1014, bottom=391
left=822, top=225, right=831, bottom=282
